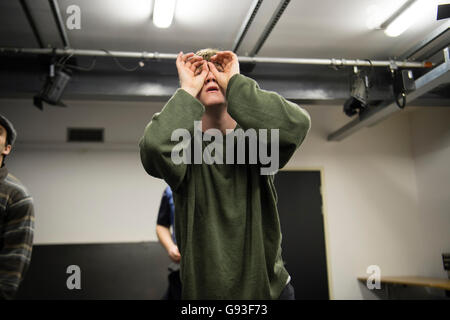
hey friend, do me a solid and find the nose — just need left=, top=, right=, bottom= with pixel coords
left=204, top=70, right=217, bottom=84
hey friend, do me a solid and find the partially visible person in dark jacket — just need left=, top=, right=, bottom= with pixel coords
left=0, top=115, right=34, bottom=300
left=156, top=185, right=181, bottom=300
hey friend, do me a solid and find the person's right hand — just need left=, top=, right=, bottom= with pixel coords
left=176, top=52, right=209, bottom=98
left=168, top=244, right=181, bottom=263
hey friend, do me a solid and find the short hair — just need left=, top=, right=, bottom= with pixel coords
left=195, top=48, right=219, bottom=62
left=0, top=115, right=16, bottom=147
left=194, top=48, right=225, bottom=73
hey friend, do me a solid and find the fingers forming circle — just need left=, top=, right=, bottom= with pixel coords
left=182, top=52, right=195, bottom=63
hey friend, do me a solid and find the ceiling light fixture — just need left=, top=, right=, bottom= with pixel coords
left=153, top=0, right=177, bottom=28
left=382, top=0, right=431, bottom=37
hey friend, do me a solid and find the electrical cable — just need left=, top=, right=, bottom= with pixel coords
left=395, top=91, right=406, bottom=109
left=101, top=49, right=141, bottom=72
left=390, top=67, right=407, bottom=109
left=64, top=57, right=97, bottom=71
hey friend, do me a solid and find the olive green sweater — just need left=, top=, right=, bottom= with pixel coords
left=140, top=74, right=310, bottom=299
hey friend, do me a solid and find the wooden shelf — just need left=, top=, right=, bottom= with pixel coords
left=358, top=276, right=450, bottom=290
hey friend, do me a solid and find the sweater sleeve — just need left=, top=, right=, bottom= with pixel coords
left=139, top=89, right=205, bottom=190
left=0, top=196, right=34, bottom=300
left=226, top=74, right=311, bottom=169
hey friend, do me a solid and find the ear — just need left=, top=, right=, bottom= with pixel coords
left=1, top=144, right=11, bottom=156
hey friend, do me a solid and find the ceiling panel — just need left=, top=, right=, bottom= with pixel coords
left=258, top=0, right=448, bottom=60
left=26, top=0, right=64, bottom=48
left=57, top=0, right=253, bottom=53
left=0, top=0, right=39, bottom=47
left=0, top=0, right=447, bottom=61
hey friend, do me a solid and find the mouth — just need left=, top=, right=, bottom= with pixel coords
left=206, top=86, right=220, bottom=93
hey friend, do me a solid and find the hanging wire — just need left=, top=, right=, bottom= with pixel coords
left=64, top=57, right=97, bottom=71
left=362, top=59, right=374, bottom=89
left=101, top=49, right=141, bottom=72
left=54, top=51, right=97, bottom=71
left=389, top=65, right=407, bottom=109
left=52, top=48, right=144, bottom=72
left=53, top=48, right=145, bottom=72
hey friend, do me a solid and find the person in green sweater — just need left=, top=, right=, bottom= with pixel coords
left=139, top=49, right=311, bottom=299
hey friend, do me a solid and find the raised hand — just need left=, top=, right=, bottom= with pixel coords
left=208, top=51, right=240, bottom=91
left=176, top=51, right=209, bottom=97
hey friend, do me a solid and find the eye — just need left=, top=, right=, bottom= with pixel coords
left=214, top=62, right=224, bottom=72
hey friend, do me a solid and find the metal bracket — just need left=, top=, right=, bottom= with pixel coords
left=443, top=47, right=450, bottom=63
left=389, top=60, right=398, bottom=73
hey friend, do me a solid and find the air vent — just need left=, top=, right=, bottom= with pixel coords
left=67, top=128, right=104, bottom=142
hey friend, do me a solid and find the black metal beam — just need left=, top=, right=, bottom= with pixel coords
left=0, top=62, right=409, bottom=103
left=232, top=0, right=264, bottom=53
left=249, top=0, right=291, bottom=57
left=49, top=0, right=70, bottom=48
left=0, top=54, right=447, bottom=106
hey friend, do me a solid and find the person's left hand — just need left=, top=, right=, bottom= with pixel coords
left=207, top=51, right=240, bottom=92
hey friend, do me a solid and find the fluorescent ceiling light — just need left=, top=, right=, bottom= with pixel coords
left=153, top=0, right=177, bottom=28
left=384, top=0, right=432, bottom=37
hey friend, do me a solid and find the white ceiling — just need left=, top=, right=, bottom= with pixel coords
left=0, top=0, right=448, bottom=60
left=258, top=0, right=449, bottom=59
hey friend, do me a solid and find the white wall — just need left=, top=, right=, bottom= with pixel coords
left=409, top=107, right=450, bottom=279
left=2, top=99, right=167, bottom=244
left=1, top=98, right=449, bottom=299
left=286, top=105, right=425, bottom=299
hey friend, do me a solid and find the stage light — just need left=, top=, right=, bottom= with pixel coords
left=343, top=68, right=369, bottom=117
left=33, top=64, right=71, bottom=110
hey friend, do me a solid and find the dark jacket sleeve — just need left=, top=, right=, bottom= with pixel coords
left=157, top=190, right=171, bottom=227
left=0, top=196, right=34, bottom=300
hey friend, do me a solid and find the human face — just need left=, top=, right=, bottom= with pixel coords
left=0, top=125, right=11, bottom=163
left=196, top=65, right=226, bottom=107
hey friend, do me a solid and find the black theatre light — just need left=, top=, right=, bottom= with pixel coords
left=343, top=69, right=369, bottom=117
left=33, top=64, right=71, bottom=110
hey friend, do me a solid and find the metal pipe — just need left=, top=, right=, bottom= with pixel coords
left=49, top=0, right=71, bottom=48
left=0, top=47, right=432, bottom=68
left=232, top=0, right=264, bottom=53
